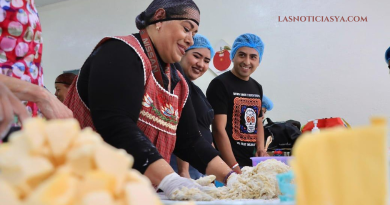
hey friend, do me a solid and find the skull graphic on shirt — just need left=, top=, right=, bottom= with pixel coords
left=245, top=108, right=256, bottom=133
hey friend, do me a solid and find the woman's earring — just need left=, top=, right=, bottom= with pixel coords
left=156, top=26, right=160, bottom=31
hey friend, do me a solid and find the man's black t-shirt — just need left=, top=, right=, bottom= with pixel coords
left=207, top=71, right=263, bottom=167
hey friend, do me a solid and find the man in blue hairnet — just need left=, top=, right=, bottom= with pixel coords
left=207, top=33, right=266, bottom=174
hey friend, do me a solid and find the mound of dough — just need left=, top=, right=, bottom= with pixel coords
left=194, top=175, right=216, bottom=187
left=171, top=159, right=290, bottom=201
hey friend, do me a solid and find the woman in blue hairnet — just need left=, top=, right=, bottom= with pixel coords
left=170, top=34, right=215, bottom=179
left=261, top=95, right=273, bottom=121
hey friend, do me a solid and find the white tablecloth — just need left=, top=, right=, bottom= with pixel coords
left=159, top=193, right=295, bottom=205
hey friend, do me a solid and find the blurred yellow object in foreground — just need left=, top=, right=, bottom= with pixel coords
left=0, top=118, right=163, bottom=205
left=291, top=117, right=388, bottom=205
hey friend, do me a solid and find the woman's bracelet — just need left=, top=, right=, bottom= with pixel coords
left=231, top=163, right=239, bottom=169
left=223, top=170, right=235, bottom=185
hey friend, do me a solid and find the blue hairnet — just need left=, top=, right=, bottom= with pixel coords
left=385, top=47, right=390, bottom=64
left=230, top=33, right=265, bottom=62
left=262, top=95, right=273, bottom=111
left=187, top=34, right=215, bottom=59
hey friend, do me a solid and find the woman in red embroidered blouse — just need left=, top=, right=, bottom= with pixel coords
left=65, top=0, right=234, bottom=198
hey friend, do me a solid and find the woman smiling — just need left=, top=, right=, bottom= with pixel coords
left=170, top=34, right=216, bottom=180
left=64, top=0, right=233, bottom=198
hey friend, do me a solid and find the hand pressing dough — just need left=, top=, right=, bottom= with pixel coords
left=170, top=159, right=290, bottom=201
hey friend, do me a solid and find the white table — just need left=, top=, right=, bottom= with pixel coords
left=159, top=193, right=295, bottom=205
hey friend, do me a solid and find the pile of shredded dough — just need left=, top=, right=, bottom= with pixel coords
left=170, top=159, right=290, bottom=201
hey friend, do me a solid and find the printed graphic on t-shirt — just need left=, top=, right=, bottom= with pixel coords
left=242, top=107, right=257, bottom=134
left=232, top=96, right=261, bottom=144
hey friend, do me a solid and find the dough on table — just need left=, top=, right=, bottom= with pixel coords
left=170, top=159, right=290, bottom=201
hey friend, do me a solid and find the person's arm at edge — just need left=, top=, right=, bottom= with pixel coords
left=172, top=79, right=232, bottom=182
left=0, top=82, right=28, bottom=138
left=176, top=157, right=190, bottom=178
left=0, top=74, right=73, bottom=119
left=144, top=159, right=175, bottom=186
left=205, top=156, right=233, bottom=183
left=255, top=119, right=267, bottom=157
left=173, top=102, right=232, bottom=182
left=0, top=74, right=45, bottom=102
left=256, top=84, right=266, bottom=157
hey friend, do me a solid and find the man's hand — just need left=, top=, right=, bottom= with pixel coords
left=36, top=87, right=73, bottom=119
left=157, top=172, right=202, bottom=199
left=0, top=82, right=28, bottom=139
left=255, top=149, right=269, bottom=157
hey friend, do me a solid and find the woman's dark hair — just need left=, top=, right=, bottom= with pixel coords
left=135, top=0, right=200, bottom=30
left=55, top=73, right=77, bottom=88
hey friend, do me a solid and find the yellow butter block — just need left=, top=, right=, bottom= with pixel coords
left=291, top=117, right=388, bottom=205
